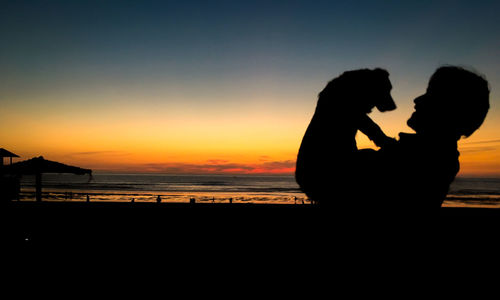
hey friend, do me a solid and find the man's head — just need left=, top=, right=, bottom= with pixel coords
left=407, top=66, right=490, bottom=139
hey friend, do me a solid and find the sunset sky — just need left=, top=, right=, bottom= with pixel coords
left=1, top=0, right=499, bottom=176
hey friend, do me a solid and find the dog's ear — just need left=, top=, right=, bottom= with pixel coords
left=373, top=68, right=389, bottom=78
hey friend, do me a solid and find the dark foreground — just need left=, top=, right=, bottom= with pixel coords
left=4, top=201, right=499, bottom=252
left=4, top=201, right=500, bottom=284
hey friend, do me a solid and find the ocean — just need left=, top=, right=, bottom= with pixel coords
left=19, top=173, right=305, bottom=204
left=18, top=173, right=500, bottom=208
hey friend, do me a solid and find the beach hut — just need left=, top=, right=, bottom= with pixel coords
left=0, top=148, right=21, bottom=201
left=0, top=148, right=19, bottom=166
left=5, top=156, right=92, bottom=202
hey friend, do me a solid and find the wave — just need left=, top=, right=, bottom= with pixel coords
left=19, top=174, right=301, bottom=194
left=18, top=174, right=500, bottom=207
left=449, top=189, right=500, bottom=196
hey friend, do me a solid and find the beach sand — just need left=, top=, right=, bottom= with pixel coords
left=4, top=201, right=499, bottom=264
left=2, top=201, right=500, bottom=247
left=4, top=201, right=498, bottom=287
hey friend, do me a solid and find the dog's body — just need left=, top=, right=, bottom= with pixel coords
left=295, top=68, right=396, bottom=203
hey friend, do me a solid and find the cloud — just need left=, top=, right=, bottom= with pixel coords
left=205, top=159, right=230, bottom=164
left=70, top=150, right=131, bottom=156
left=259, top=155, right=271, bottom=162
left=131, top=159, right=296, bottom=175
left=460, top=139, right=500, bottom=154
left=460, top=146, right=498, bottom=153
left=261, top=160, right=295, bottom=168
left=461, top=139, right=500, bottom=145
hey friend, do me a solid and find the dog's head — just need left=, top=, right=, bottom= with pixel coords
left=371, top=68, right=396, bottom=112
left=319, top=68, right=396, bottom=113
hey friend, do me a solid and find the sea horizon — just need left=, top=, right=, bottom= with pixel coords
left=16, top=173, right=500, bottom=208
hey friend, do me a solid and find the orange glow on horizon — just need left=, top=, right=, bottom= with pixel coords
left=1, top=90, right=499, bottom=176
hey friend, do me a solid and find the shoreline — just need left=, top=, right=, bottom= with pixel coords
left=5, top=199, right=500, bottom=212
left=14, top=193, right=500, bottom=208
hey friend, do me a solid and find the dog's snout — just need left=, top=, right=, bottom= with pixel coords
left=376, top=96, right=397, bottom=112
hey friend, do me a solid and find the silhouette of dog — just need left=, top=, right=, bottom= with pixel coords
left=295, top=68, right=396, bottom=203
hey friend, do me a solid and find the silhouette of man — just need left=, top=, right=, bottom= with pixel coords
left=297, top=66, right=490, bottom=212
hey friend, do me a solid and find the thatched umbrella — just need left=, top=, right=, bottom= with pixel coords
left=0, top=148, right=19, bottom=166
left=5, top=156, right=92, bottom=202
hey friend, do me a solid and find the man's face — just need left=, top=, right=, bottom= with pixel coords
left=407, top=84, right=446, bottom=135
left=407, top=94, right=426, bottom=133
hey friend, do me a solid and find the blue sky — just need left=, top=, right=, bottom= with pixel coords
left=2, top=0, right=499, bottom=90
left=1, top=0, right=499, bottom=174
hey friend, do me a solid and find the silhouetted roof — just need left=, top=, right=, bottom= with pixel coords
left=5, top=156, right=92, bottom=175
left=0, top=148, right=19, bottom=158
